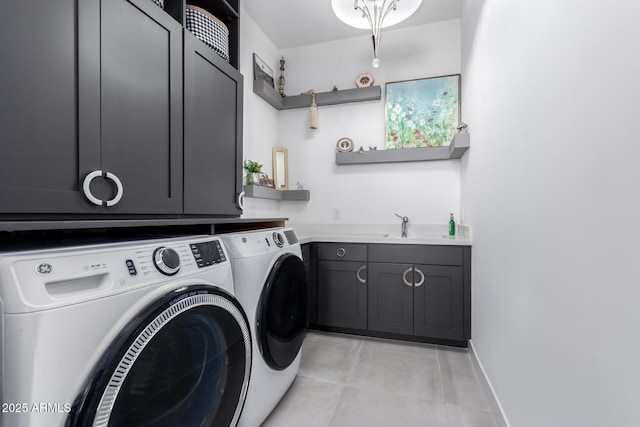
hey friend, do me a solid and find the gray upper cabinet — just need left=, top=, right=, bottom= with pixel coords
left=97, top=0, right=183, bottom=213
left=1, top=0, right=244, bottom=222
left=1, top=0, right=93, bottom=213
left=1, top=0, right=183, bottom=214
left=184, top=31, right=242, bottom=215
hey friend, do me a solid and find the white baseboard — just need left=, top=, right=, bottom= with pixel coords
left=468, top=340, right=511, bottom=427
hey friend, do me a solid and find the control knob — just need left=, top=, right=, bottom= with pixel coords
left=273, top=232, right=285, bottom=248
left=153, top=247, right=181, bottom=276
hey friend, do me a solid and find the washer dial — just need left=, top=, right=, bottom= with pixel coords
left=153, top=247, right=181, bottom=276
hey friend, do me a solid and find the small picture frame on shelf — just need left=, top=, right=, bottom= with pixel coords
left=253, top=53, right=274, bottom=89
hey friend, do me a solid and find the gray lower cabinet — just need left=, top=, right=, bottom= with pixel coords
left=313, top=242, right=471, bottom=344
left=316, top=243, right=368, bottom=330
left=368, top=262, right=465, bottom=340
left=367, top=262, right=414, bottom=335
left=317, top=260, right=367, bottom=330
left=183, top=31, right=243, bottom=215
left=302, top=244, right=317, bottom=325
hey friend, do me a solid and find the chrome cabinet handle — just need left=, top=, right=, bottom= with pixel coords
left=356, top=265, right=366, bottom=284
left=104, top=172, right=123, bottom=207
left=82, top=170, right=103, bottom=206
left=82, top=170, right=123, bottom=207
left=336, top=247, right=346, bottom=258
left=414, top=268, right=425, bottom=287
left=237, top=191, right=245, bottom=210
left=402, top=267, right=413, bottom=287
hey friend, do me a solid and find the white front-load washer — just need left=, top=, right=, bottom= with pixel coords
left=0, top=235, right=252, bottom=427
left=221, top=228, right=308, bottom=427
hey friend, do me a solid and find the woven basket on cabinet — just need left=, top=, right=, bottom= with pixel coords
left=185, top=5, right=230, bottom=62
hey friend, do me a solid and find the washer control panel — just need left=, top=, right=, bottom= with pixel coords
left=190, top=240, right=226, bottom=268
left=2, top=235, right=231, bottom=313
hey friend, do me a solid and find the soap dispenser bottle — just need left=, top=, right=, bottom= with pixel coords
left=449, top=213, right=456, bottom=236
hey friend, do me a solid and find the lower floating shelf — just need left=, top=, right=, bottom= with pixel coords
left=244, top=185, right=310, bottom=201
left=335, top=133, right=470, bottom=165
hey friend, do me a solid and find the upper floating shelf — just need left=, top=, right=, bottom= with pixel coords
left=253, top=79, right=381, bottom=110
left=335, top=133, right=470, bottom=165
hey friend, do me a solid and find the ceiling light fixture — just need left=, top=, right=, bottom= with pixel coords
left=331, top=0, right=423, bottom=68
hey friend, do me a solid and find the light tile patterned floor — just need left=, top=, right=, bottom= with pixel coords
left=261, top=331, right=497, bottom=427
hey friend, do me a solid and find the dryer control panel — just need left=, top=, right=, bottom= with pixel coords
left=222, top=228, right=300, bottom=259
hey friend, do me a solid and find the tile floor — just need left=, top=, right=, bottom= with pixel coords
left=261, top=331, right=497, bottom=427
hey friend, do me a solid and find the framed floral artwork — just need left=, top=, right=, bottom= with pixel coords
left=385, top=74, right=460, bottom=149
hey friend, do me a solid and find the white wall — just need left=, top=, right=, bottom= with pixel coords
left=239, top=8, right=283, bottom=219
left=460, top=1, right=640, bottom=426
left=241, top=16, right=462, bottom=225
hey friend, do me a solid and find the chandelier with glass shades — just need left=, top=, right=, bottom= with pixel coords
left=331, top=0, right=423, bottom=67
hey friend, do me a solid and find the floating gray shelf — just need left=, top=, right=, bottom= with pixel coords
left=243, top=185, right=310, bottom=201
left=335, top=133, right=470, bottom=165
left=253, top=79, right=381, bottom=110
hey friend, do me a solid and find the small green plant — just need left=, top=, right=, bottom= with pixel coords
left=243, top=159, right=263, bottom=174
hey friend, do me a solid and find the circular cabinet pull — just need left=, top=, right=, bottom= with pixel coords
left=104, top=172, right=123, bottom=207
left=336, top=247, right=346, bottom=258
left=402, top=267, right=413, bottom=287
left=356, top=265, right=366, bottom=284
left=82, top=170, right=104, bottom=206
left=414, top=268, right=425, bottom=288
left=82, top=170, right=123, bottom=207
left=237, top=191, right=245, bottom=210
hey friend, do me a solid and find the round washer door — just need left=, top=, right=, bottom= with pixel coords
left=257, top=253, right=309, bottom=370
left=67, top=285, right=251, bottom=427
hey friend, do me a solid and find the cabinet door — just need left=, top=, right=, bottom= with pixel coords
left=302, top=244, right=317, bottom=325
left=183, top=32, right=243, bottom=215
left=317, top=260, right=367, bottom=330
left=413, top=265, right=465, bottom=340
left=0, top=0, right=99, bottom=213
left=367, top=263, right=414, bottom=336
left=98, top=0, right=183, bottom=213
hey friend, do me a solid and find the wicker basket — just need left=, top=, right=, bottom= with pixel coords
left=185, top=5, right=230, bottom=62
left=150, top=0, right=163, bottom=8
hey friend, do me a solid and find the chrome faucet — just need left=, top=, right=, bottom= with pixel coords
left=395, top=213, right=409, bottom=238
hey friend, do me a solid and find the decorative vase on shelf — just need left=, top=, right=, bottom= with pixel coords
left=245, top=173, right=257, bottom=186
left=243, top=159, right=263, bottom=186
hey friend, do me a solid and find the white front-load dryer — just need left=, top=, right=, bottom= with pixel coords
left=222, top=227, right=308, bottom=427
left=0, top=235, right=251, bottom=427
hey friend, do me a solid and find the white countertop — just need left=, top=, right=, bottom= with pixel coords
left=289, top=223, right=472, bottom=246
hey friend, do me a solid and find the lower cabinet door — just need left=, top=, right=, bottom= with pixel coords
left=317, top=260, right=367, bottom=330
left=413, top=264, right=465, bottom=340
left=367, top=262, right=414, bottom=335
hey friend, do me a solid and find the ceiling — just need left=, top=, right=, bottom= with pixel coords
left=242, top=0, right=463, bottom=50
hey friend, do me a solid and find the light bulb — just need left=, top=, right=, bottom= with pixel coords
left=372, top=57, right=380, bottom=67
